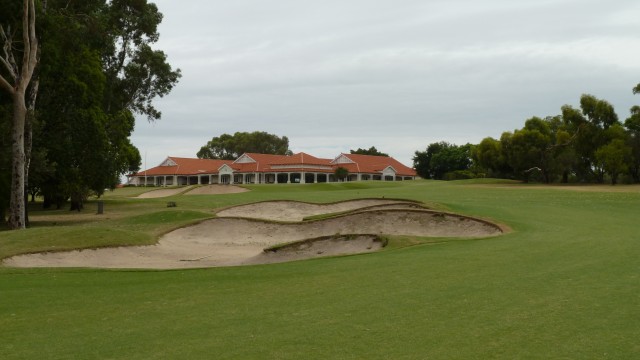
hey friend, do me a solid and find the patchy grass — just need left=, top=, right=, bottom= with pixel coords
left=1, top=180, right=639, bottom=359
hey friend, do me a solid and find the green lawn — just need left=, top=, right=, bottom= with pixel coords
left=1, top=180, right=639, bottom=359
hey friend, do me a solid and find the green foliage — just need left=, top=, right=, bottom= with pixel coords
left=11, top=0, right=175, bottom=211
left=413, top=142, right=472, bottom=180
left=102, top=0, right=181, bottom=121
left=472, top=137, right=511, bottom=178
left=443, top=169, right=476, bottom=180
left=502, top=117, right=559, bottom=182
left=350, top=146, right=388, bottom=157
left=334, top=166, right=349, bottom=181
left=595, top=139, right=632, bottom=185
left=197, top=131, right=292, bottom=160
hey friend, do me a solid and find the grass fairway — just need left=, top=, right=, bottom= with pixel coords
left=1, top=180, right=639, bottom=359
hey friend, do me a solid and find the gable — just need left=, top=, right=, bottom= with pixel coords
left=381, top=166, right=397, bottom=176
left=160, top=157, right=177, bottom=167
left=234, top=154, right=256, bottom=164
left=218, top=164, right=235, bottom=174
left=330, top=154, right=355, bottom=165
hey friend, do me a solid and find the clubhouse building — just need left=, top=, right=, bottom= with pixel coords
left=127, top=152, right=417, bottom=186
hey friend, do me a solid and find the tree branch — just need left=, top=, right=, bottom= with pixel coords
left=0, top=25, right=18, bottom=80
left=0, top=73, right=15, bottom=94
left=18, top=0, right=38, bottom=91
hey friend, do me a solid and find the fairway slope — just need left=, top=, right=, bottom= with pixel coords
left=4, top=199, right=501, bottom=269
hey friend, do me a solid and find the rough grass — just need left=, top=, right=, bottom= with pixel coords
left=1, top=180, right=639, bottom=359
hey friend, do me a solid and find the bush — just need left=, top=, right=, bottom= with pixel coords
left=444, top=170, right=477, bottom=181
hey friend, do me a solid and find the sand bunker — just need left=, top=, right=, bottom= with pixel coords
left=184, top=185, right=249, bottom=195
left=4, top=199, right=502, bottom=269
left=216, top=199, right=425, bottom=222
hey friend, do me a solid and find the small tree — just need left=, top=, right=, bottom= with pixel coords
left=334, top=167, right=349, bottom=182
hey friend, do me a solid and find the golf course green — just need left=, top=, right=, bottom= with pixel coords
left=1, top=179, right=638, bottom=359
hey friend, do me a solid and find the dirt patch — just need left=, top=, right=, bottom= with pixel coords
left=184, top=185, right=249, bottom=195
left=4, top=203, right=501, bottom=269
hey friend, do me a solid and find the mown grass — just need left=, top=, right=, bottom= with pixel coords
left=1, top=180, right=639, bottom=359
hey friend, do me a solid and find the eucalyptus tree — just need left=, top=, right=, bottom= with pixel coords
left=472, top=137, right=512, bottom=178
left=198, top=131, right=292, bottom=160
left=594, top=125, right=631, bottom=185
left=558, top=95, right=621, bottom=183
left=0, top=0, right=39, bottom=229
left=501, top=117, right=556, bottom=183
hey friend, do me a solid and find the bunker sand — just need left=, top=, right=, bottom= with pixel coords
left=4, top=199, right=502, bottom=269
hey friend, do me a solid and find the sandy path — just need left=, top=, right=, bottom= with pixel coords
left=4, top=206, right=501, bottom=269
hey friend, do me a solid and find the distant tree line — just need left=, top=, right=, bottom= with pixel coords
left=414, top=89, right=640, bottom=185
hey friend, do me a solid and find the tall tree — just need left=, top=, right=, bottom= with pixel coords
left=0, top=0, right=39, bottom=229
left=198, top=131, right=292, bottom=160
left=568, top=94, right=620, bottom=183
left=102, top=0, right=181, bottom=121
left=502, top=116, right=572, bottom=183
left=30, top=0, right=169, bottom=210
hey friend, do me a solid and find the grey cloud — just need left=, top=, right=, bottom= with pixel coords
left=132, top=0, right=640, bottom=169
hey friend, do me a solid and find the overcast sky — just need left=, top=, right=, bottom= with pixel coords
left=131, top=0, right=640, bottom=169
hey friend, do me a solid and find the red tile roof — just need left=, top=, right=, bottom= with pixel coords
left=332, top=153, right=417, bottom=176
left=130, top=153, right=416, bottom=177
left=231, top=152, right=334, bottom=173
left=132, top=157, right=233, bottom=176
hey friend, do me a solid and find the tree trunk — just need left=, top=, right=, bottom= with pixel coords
left=1, top=0, right=39, bottom=230
left=70, top=192, right=84, bottom=212
left=24, top=69, right=39, bottom=228
left=8, top=95, right=27, bottom=229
